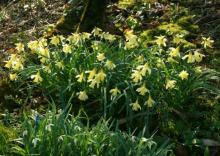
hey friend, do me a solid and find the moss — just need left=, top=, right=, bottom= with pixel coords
left=0, top=124, right=17, bottom=154
left=157, top=23, right=189, bottom=35
left=177, top=16, right=199, bottom=33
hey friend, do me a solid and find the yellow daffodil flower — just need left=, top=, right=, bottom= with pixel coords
left=82, top=32, right=91, bottom=40
left=195, top=66, right=202, bottom=74
left=15, top=42, right=24, bottom=52
left=28, top=40, right=39, bottom=52
left=201, top=37, right=214, bottom=49
left=43, top=65, right=51, bottom=73
left=31, top=71, right=43, bottom=84
left=179, top=70, right=189, bottom=80
left=9, top=73, right=18, bottom=81
left=110, top=87, right=121, bottom=99
left=140, top=63, right=151, bottom=75
left=5, top=54, right=24, bottom=70
left=165, top=80, right=176, bottom=90
left=97, top=53, right=106, bottom=62
left=169, top=47, right=180, bottom=57
left=131, top=69, right=143, bottom=83
left=194, top=51, right=205, bottom=63
left=91, top=41, right=102, bottom=51
left=130, top=99, right=141, bottom=111
left=136, top=84, right=149, bottom=96
left=182, top=52, right=195, bottom=63
left=102, top=32, right=116, bottom=42
left=13, top=60, right=24, bottom=70
left=38, top=47, right=50, bottom=63
left=67, top=33, right=81, bottom=44
left=86, top=68, right=97, bottom=81
left=76, top=72, right=84, bottom=83
left=105, top=60, right=116, bottom=70
left=63, top=44, right=72, bottom=54
left=95, top=69, right=106, bottom=82
left=124, top=30, right=139, bottom=49
left=155, top=35, right=167, bottom=47
left=146, top=95, right=155, bottom=107
left=167, top=57, right=178, bottom=64
left=77, top=91, right=88, bottom=101
left=156, top=58, right=165, bottom=68
left=4, top=60, right=12, bottom=69
left=136, top=55, right=145, bottom=63
left=55, top=61, right=64, bottom=70
left=50, top=36, right=60, bottom=46
left=88, top=79, right=98, bottom=88
left=38, top=38, right=47, bottom=47
left=92, top=27, right=103, bottom=36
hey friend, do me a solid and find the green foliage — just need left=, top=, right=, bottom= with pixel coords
left=1, top=1, right=220, bottom=155
left=4, top=25, right=219, bottom=146
left=12, top=107, right=173, bottom=156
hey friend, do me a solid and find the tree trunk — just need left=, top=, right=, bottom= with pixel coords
left=77, top=0, right=107, bottom=32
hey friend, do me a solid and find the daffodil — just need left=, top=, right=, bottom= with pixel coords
left=86, top=68, right=96, bottom=81
left=88, top=69, right=106, bottom=88
left=56, top=61, right=64, bottom=70
left=31, top=71, right=43, bottom=84
left=167, top=57, right=178, bottom=64
left=136, top=55, right=145, bottom=63
left=195, top=66, right=202, bottom=74
left=156, top=58, right=165, bottom=68
left=9, top=73, right=18, bottom=81
left=43, top=65, right=51, bottom=73
left=139, top=63, right=151, bottom=75
left=15, top=42, right=24, bottom=52
left=124, top=30, right=139, bottom=49
left=4, top=60, right=12, bottom=69
left=63, top=44, right=72, bottom=54
left=130, top=99, right=141, bottom=111
left=146, top=95, right=155, bottom=107
left=136, top=84, right=149, bottom=96
left=110, top=87, right=121, bottom=99
left=102, top=32, right=116, bottom=42
left=179, top=70, right=189, bottom=80
left=50, top=36, right=60, bottom=46
left=169, top=47, right=180, bottom=57
left=88, top=79, right=98, bottom=88
left=97, top=53, right=106, bottom=62
left=38, top=47, right=50, bottom=63
left=12, top=59, right=24, bottom=70
left=76, top=72, right=84, bottom=83
left=155, top=35, right=167, bottom=47
left=4, top=54, right=17, bottom=69
left=131, top=69, right=143, bottom=83
left=201, top=37, right=214, bottom=49
left=91, top=41, right=101, bottom=51
left=182, top=52, right=195, bottom=63
left=92, top=27, right=103, bottom=36
left=82, top=32, right=91, bottom=40
left=77, top=91, right=88, bottom=101
left=165, top=80, right=176, bottom=90
left=38, top=38, right=47, bottom=47
left=28, top=40, right=39, bottom=52
left=105, top=60, right=116, bottom=70
left=194, top=51, right=205, bottom=63
left=95, top=69, right=106, bottom=82
left=67, top=33, right=81, bottom=44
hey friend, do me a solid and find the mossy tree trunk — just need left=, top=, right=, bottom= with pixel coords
left=77, top=0, right=107, bottom=32
left=56, top=0, right=119, bottom=34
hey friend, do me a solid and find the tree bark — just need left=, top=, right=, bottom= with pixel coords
left=77, top=0, right=107, bottom=32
